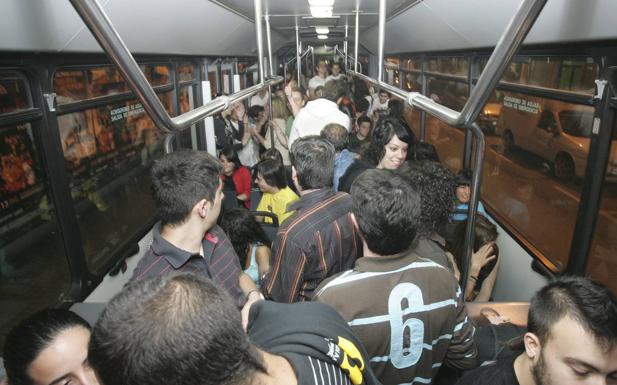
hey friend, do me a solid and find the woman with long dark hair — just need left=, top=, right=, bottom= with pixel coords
left=219, top=148, right=252, bottom=209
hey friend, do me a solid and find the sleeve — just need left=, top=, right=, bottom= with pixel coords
left=444, top=286, right=478, bottom=370
left=234, top=167, right=252, bottom=199
left=262, top=236, right=306, bottom=303
left=288, top=116, right=300, bottom=149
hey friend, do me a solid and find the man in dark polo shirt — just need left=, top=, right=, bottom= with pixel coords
left=314, top=169, right=477, bottom=385
left=131, top=150, right=260, bottom=308
left=262, top=136, right=362, bottom=303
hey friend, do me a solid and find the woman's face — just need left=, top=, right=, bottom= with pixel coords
left=377, top=135, right=408, bottom=170
left=27, top=326, right=99, bottom=385
left=220, top=155, right=236, bottom=176
left=456, top=184, right=470, bottom=203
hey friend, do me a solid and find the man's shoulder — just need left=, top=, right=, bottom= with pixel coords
left=456, top=355, right=520, bottom=385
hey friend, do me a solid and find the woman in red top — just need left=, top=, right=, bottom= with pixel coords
left=219, top=148, right=251, bottom=209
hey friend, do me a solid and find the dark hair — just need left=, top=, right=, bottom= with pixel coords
left=447, top=214, right=498, bottom=285
left=457, top=168, right=473, bottom=186
left=3, top=309, right=91, bottom=385
left=528, top=276, right=617, bottom=350
left=256, top=159, right=287, bottom=189
left=387, top=99, right=404, bottom=118
left=378, top=89, right=391, bottom=97
left=290, top=136, right=335, bottom=190
left=152, top=150, right=222, bottom=226
left=351, top=169, right=421, bottom=255
left=355, top=98, right=370, bottom=114
left=220, top=209, right=271, bottom=267
left=364, top=117, right=416, bottom=166
left=402, top=161, right=456, bottom=236
left=261, top=148, right=284, bottom=164
left=88, top=273, right=266, bottom=385
left=353, top=79, right=370, bottom=103
left=248, top=105, right=264, bottom=120
left=414, top=142, right=440, bottom=163
left=321, top=123, right=349, bottom=152
left=321, top=80, right=339, bottom=102
left=220, top=147, right=242, bottom=170
left=357, top=115, right=372, bottom=127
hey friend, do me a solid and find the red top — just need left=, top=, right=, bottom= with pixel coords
left=232, top=166, right=251, bottom=209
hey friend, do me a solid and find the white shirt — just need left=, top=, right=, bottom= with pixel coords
left=250, top=92, right=269, bottom=107
left=326, top=74, right=344, bottom=82
left=308, top=75, right=327, bottom=91
left=288, top=99, right=351, bottom=148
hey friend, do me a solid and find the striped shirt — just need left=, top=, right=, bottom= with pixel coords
left=131, top=222, right=245, bottom=306
left=262, top=189, right=362, bottom=303
left=314, top=251, right=477, bottom=385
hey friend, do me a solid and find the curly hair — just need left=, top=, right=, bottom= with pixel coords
left=219, top=209, right=271, bottom=267
left=401, top=160, right=456, bottom=236
left=364, top=117, right=415, bottom=166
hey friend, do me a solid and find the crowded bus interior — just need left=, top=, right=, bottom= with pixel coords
left=1, top=0, right=617, bottom=384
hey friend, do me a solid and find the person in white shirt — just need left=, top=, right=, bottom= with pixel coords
left=288, top=81, right=350, bottom=148
left=308, top=60, right=328, bottom=99
left=249, top=88, right=269, bottom=107
left=368, top=88, right=390, bottom=118
left=326, top=62, right=344, bottom=82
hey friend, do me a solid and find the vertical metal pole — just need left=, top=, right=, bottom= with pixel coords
left=419, top=55, right=427, bottom=142
left=254, top=0, right=265, bottom=84
left=377, top=0, right=386, bottom=83
left=344, top=24, right=349, bottom=71
left=296, top=25, right=302, bottom=86
left=265, top=14, right=274, bottom=77
left=354, top=10, right=359, bottom=72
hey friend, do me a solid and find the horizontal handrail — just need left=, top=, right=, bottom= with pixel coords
left=285, top=46, right=313, bottom=67
left=70, top=0, right=282, bottom=133
left=334, top=45, right=362, bottom=73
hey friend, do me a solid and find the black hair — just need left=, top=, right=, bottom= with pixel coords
left=256, top=159, right=287, bottom=189
left=248, top=105, right=264, bottom=120
left=387, top=99, right=404, bottom=118
left=353, top=79, right=370, bottom=103
left=456, top=168, right=473, bottom=186
left=220, top=209, right=271, bottom=267
left=528, top=276, right=617, bottom=350
left=261, top=148, right=284, bottom=164
left=364, top=117, right=416, bottom=166
left=414, top=142, right=440, bottom=163
left=321, top=123, right=349, bottom=152
left=321, top=81, right=339, bottom=102
left=402, top=161, right=456, bottom=236
left=356, top=115, right=372, bottom=127
left=351, top=169, right=421, bottom=255
left=378, top=89, right=391, bottom=97
left=355, top=98, right=370, bottom=114
left=220, top=147, right=242, bottom=170
left=88, top=273, right=266, bottom=385
left=3, top=309, right=91, bottom=385
left=447, top=214, right=498, bottom=287
left=289, top=136, right=335, bottom=190
left=151, top=150, right=222, bottom=226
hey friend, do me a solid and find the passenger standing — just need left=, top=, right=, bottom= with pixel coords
left=326, top=61, right=344, bottom=82
left=314, top=169, right=478, bottom=385
left=130, top=150, right=260, bottom=308
left=249, top=87, right=269, bottom=107
left=263, top=97, right=291, bottom=166
left=262, top=136, right=362, bottom=303
left=321, top=123, right=355, bottom=192
left=455, top=276, right=617, bottom=385
left=287, top=81, right=350, bottom=148
left=348, top=115, right=372, bottom=155
left=308, top=59, right=328, bottom=99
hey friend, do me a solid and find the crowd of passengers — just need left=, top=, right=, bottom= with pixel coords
left=2, top=60, right=616, bottom=385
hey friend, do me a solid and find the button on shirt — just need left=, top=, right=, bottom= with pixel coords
left=132, top=222, right=245, bottom=306
left=262, top=189, right=362, bottom=303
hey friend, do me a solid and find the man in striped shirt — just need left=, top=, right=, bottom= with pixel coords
left=314, top=169, right=477, bottom=385
left=262, top=136, right=362, bottom=303
left=130, top=150, right=260, bottom=308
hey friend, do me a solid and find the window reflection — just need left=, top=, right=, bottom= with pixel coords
left=56, top=94, right=170, bottom=272
left=427, top=57, right=468, bottom=76
left=0, top=72, right=32, bottom=113
left=0, top=123, right=69, bottom=348
left=588, top=114, right=617, bottom=296
left=177, top=63, right=197, bottom=82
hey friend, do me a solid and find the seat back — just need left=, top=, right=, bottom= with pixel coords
left=251, top=211, right=279, bottom=245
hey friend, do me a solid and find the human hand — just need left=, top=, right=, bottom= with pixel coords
left=241, top=290, right=264, bottom=331
left=470, top=243, right=497, bottom=274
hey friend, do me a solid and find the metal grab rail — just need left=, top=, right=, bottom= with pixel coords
left=69, top=0, right=282, bottom=134
left=283, top=46, right=313, bottom=82
left=333, top=45, right=362, bottom=73
left=352, top=0, right=547, bottom=294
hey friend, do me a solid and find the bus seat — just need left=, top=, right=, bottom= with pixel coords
left=250, top=188, right=262, bottom=211
left=251, top=211, right=279, bottom=245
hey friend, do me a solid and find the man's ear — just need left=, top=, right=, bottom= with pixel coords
left=523, top=332, right=541, bottom=360
left=194, top=198, right=210, bottom=219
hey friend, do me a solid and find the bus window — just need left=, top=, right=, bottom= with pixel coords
left=55, top=92, right=171, bottom=273
left=402, top=56, right=421, bottom=71
left=385, top=56, right=399, bottom=86
left=0, top=123, right=70, bottom=348
left=0, top=72, right=32, bottom=113
left=426, top=77, right=468, bottom=171
left=177, top=63, right=197, bottom=82
left=588, top=113, right=617, bottom=295
left=427, top=56, right=468, bottom=77
left=481, top=90, right=596, bottom=272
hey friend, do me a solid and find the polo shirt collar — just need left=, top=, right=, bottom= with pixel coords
left=150, top=222, right=219, bottom=269
left=354, top=249, right=422, bottom=273
left=287, top=188, right=335, bottom=212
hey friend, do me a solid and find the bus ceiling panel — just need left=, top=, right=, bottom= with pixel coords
left=0, top=0, right=286, bottom=56
left=361, top=0, right=617, bottom=55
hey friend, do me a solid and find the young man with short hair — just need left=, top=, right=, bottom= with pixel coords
left=314, top=169, right=477, bottom=385
left=321, top=123, right=355, bottom=192
left=455, top=276, right=617, bottom=385
left=262, top=136, right=362, bottom=303
left=309, top=59, right=328, bottom=99
left=131, top=150, right=260, bottom=307
left=348, top=115, right=372, bottom=155
left=327, top=61, right=344, bottom=82
left=89, top=273, right=381, bottom=385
